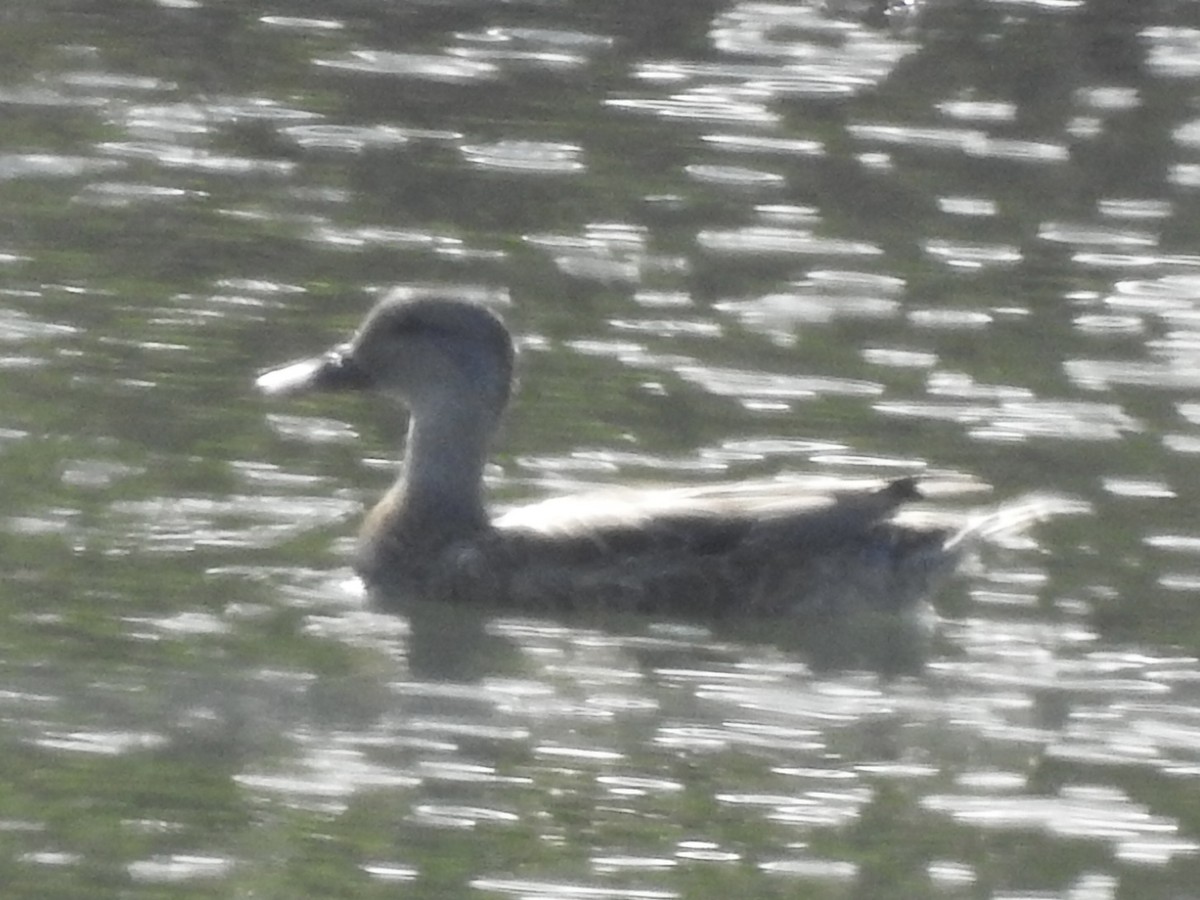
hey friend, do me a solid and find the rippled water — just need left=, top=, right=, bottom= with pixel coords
left=2, top=1, right=1200, bottom=897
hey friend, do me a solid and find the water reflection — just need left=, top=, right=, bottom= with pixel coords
left=315, top=51, right=499, bottom=82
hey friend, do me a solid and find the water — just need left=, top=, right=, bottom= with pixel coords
left=2, top=1, right=1200, bottom=897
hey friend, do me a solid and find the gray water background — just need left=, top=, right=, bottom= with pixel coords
left=2, top=1, right=1200, bottom=898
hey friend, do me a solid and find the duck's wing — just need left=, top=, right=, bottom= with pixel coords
left=436, top=478, right=1081, bottom=620
left=460, top=477, right=932, bottom=618
left=492, top=474, right=920, bottom=537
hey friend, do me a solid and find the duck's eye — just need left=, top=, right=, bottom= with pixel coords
left=387, top=314, right=421, bottom=336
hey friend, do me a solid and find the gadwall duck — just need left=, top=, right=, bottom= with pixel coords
left=258, top=292, right=1061, bottom=620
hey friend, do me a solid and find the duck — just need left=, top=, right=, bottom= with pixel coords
left=257, top=290, right=1064, bottom=622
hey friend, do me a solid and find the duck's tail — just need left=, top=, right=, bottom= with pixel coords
left=942, top=492, right=1090, bottom=552
left=868, top=491, right=1087, bottom=616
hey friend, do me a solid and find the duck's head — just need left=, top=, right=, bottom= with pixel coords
left=257, top=292, right=515, bottom=419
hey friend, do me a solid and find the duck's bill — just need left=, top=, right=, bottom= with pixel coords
left=256, top=347, right=370, bottom=396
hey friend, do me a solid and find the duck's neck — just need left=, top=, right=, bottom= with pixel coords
left=387, top=397, right=494, bottom=543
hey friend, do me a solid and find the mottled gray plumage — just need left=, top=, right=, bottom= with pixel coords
left=257, top=291, right=1056, bottom=620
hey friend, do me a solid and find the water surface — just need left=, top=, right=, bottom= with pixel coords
left=2, top=1, right=1200, bottom=898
